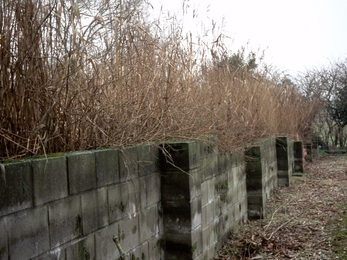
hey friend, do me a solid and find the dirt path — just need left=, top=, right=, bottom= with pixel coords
left=214, top=155, right=347, bottom=260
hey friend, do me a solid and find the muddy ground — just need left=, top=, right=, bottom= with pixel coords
left=213, top=155, right=347, bottom=260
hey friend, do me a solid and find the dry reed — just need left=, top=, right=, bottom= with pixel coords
left=0, top=0, right=321, bottom=160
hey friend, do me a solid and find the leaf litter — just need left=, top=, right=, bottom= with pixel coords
left=213, top=155, right=347, bottom=259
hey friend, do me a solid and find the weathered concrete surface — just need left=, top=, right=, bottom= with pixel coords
left=0, top=136, right=299, bottom=260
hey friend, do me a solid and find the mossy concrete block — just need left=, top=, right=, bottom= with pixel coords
left=118, top=215, right=139, bottom=253
left=8, top=207, right=49, bottom=259
left=245, top=146, right=261, bottom=160
left=119, top=146, right=139, bottom=182
left=32, top=157, right=68, bottom=206
left=148, top=236, right=165, bottom=260
left=137, top=144, right=159, bottom=176
left=159, top=141, right=200, bottom=172
left=129, top=242, right=149, bottom=260
left=82, top=188, right=108, bottom=235
left=65, top=235, right=95, bottom=260
left=108, top=183, right=129, bottom=223
left=217, top=152, right=232, bottom=174
left=199, top=137, right=218, bottom=160
left=139, top=204, right=159, bottom=243
left=0, top=161, right=33, bottom=216
left=95, top=223, right=119, bottom=260
left=67, top=151, right=96, bottom=195
left=48, top=195, right=81, bottom=247
left=0, top=218, right=7, bottom=260
left=191, top=225, right=203, bottom=258
left=164, top=232, right=193, bottom=260
left=95, top=149, right=119, bottom=187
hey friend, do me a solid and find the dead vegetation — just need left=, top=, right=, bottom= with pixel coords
left=0, top=0, right=321, bottom=160
left=213, top=155, right=347, bottom=260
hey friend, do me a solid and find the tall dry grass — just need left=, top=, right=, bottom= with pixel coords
left=0, top=0, right=321, bottom=160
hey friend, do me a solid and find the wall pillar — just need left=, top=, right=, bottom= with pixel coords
left=159, top=141, right=201, bottom=260
left=276, top=136, right=292, bottom=186
left=293, top=141, right=304, bottom=175
left=245, top=145, right=265, bottom=219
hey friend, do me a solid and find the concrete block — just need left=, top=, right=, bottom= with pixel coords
left=161, top=171, right=190, bottom=210
left=48, top=195, right=81, bottom=247
left=246, top=178, right=262, bottom=191
left=119, top=146, right=139, bottom=182
left=0, top=218, right=7, bottom=260
left=159, top=141, right=200, bottom=172
left=217, top=152, right=232, bottom=174
left=40, top=248, right=66, bottom=260
left=108, top=183, right=129, bottom=223
left=95, top=223, right=119, bottom=260
left=190, top=169, right=201, bottom=200
left=128, top=242, right=149, bottom=260
left=137, top=144, right=159, bottom=176
left=139, top=204, right=159, bottom=243
left=191, top=225, right=202, bottom=258
left=148, top=236, right=165, bottom=260
left=32, top=156, right=68, bottom=206
left=65, top=235, right=95, bottom=260
left=201, top=155, right=218, bottom=181
left=81, top=188, right=108, bottom=235
left=95, top=149, right=119, bottom=187
left=201, top=201, right=214, bottom=228
left=246, top=161, right=263, bottom=179
left=146, top=174, right=161, bottom=207
left=67, top=151, right=96, bottom=194
left=190, top=198, right=202, bottom=230
left=202, top=225, right=214, bottom=253
left=0, top=161, right=33, bottom=216
left=8, top=207, right=49, bottom=259
left=199, top=136, right=217, bottom=159
left=127, top=179, right=141, bottom=212
left=293, top=141, right=303, bottom=158
left=118, top=216, right=140, bottom=253
left=139, top=176, right=148, bottom=209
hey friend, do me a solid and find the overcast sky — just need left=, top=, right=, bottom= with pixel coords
left=150, top=0, right=347, bottom=76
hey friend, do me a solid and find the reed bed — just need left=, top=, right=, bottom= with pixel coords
left=0, top=0, right=321, bottom=160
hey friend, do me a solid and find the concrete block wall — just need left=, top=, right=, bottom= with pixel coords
left=0, top=136, right=297, bottom=260
left=159, top=140, right=247, bottom=260
left=0, top=146, right=164, bottom=260
left=245, top=138, right=278, bottom=219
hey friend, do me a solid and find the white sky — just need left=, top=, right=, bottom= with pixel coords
left=150, top=0, right=347, bottom=76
